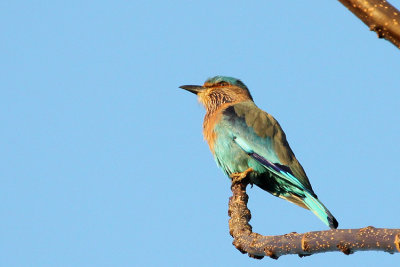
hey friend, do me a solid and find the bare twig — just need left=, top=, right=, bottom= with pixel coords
left=338, top=0, right=400, bottom=49
left=228, top=179, right=400, bottom=259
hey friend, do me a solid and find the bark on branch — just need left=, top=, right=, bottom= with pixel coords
left=228, top=179, right=400, bottom=259
left=337, top=0, right=400, bottom=49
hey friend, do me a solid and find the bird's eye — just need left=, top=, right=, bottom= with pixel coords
left=218, top=81, right=228, bottom=86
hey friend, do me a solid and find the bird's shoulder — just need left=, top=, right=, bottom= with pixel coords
left=221, top=101, right=279, bottom=138
left=202, top=101, right=269, bottom=152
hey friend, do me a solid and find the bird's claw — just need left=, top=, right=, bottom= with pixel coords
left=230, top=168, right=254, bottom=186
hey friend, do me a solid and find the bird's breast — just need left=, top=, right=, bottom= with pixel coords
left=202, top=104, right=231, bottom=153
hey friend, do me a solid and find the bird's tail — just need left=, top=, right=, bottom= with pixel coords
left=243, top=150, right=338, bottom=228
left=301, top=191, right=338, bottom=229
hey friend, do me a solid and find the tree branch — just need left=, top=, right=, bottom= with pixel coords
left=228, top=179, right=400, bottom=259
left=337, top=0, right=400, bottom=49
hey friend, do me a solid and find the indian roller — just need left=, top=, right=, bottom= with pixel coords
left=180, top=76, right=338, bottom=229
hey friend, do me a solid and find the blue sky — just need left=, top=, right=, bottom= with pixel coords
left=1, top=1, right=399, bottom=266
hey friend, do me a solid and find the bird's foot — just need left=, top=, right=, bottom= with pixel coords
left=230, top=168, right=254, bottom=186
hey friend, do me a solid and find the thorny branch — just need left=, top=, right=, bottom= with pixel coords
left=338, top=0, right=400, bottom=49
left=228, top=178, right=400, bottom=259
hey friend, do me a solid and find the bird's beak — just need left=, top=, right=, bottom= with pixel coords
left=179, top=85, right=206, bottom=95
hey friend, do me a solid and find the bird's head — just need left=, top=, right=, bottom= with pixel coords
left=180, top=76, right=253, bottom=112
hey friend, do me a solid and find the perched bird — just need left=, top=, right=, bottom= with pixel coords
left=180, top=76, right=338, bottom=229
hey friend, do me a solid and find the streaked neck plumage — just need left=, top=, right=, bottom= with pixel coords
left=198, top=86, right=253, bottom=115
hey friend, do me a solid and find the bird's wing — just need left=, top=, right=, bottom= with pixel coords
left=221, top=101, right=313, bottom=192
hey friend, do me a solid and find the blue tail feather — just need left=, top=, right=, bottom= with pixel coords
left=303, top=191, right=338, bottom=229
